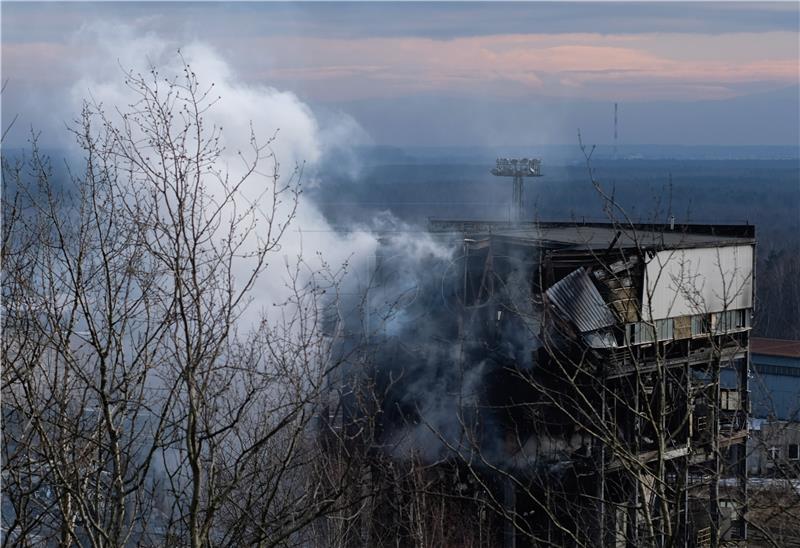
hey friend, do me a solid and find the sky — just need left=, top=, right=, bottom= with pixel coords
left=2, top=2, right=799, bottom=148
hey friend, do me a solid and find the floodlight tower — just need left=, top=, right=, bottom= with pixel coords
left=491, top=157, right=542, bottom=223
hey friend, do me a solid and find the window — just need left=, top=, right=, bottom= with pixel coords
left=625, top=320, right=674, bottom=345
left=655, top=318, right=673, bottom=341
left=626, top=322, right=655, bottom=345
left=739, top=309, right=751, bottom=329
left=789, top=444, right=799, bottom=461
left=691, top=314, right=709, bottom=336
left=712, top=309, right=751, bottom=334
left=713, top=310, right=731, bottom=333
left=720, top=390, right=741, bottom=411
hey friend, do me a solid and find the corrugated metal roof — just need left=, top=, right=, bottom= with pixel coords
left=546, top=267, right=617, bottom=333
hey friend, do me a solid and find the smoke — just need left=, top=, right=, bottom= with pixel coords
left=326, top=214, right=547, bottom=465
left=59, top=22, right=540, bottom=466
left=64, top=21, right=379, bottom=329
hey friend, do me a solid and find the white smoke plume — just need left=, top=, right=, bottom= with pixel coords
left=65, top=22, right=382, bottom=327
left=61, top=22, right=470, bottom=462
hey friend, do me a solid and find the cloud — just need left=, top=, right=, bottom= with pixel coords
left=251, top=32, right=799, bottom=101
left=2, top=7, right=797, bottom=148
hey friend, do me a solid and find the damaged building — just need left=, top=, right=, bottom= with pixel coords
left=327, top=159, right=755, bottom=547
left=415, top=219, right=755, bottom=547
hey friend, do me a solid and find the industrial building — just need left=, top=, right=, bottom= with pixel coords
left=747, top=338, right=800, bottom=421
left=419, top=218, right=755, bottom=547
left=729, top=338, right=800, bottom=479
left=330, top=158, right=758, bottom=547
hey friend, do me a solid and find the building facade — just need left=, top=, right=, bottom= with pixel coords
left=738, top=339, right=800, bottom=479
left=425, top=220, right=755, bottom=547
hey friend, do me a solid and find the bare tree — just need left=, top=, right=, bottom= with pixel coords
left=343, top=139, right=763, bottom=548
left=2, top=60, right=370, bottom=547
left=5, top=64, right=796, bottom=548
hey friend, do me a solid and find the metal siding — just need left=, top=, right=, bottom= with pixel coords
left=728, top=354, right=800, bottom=421
left=642, top=245, right=754, bottom=320
left=546, top=267, right=617, bottom=333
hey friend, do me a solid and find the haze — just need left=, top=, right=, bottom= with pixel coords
left=2, top=1, right=799, bottom=148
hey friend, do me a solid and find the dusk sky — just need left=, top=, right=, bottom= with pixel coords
left=3, top=2, right=799, bottom=147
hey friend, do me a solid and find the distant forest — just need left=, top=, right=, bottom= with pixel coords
left=6, top=149, right=798, bottom=339
left=313, top=155, right=800, bottom=340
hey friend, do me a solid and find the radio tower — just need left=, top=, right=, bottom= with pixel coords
left=613, top=102, right=619, bottom=160
left=490, top=157, right=542, bottom=223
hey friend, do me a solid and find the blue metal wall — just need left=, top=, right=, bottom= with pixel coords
left=736, top=353, right=800, bottom=421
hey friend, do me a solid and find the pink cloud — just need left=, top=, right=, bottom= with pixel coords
left=247, top=32, right=798, bottom=101
left=2, top=42, right=80, bottom=84
left=4, top=29, right=797, bottom=103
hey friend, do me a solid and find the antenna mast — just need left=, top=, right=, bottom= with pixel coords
left=490, top=157, right=542, bottom=223
left=613, top=102, right=619, bottom=160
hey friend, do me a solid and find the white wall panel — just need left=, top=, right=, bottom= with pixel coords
left=642, top=245, right=753, bottom=320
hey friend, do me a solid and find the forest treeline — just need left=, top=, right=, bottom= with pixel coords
left=312, top=156, right=800, bottom=340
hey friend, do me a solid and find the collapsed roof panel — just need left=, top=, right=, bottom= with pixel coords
left=546, top=267, right=617, bottom=333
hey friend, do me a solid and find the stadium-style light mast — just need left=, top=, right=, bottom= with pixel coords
left=490, top=157, right=542, bottom=223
